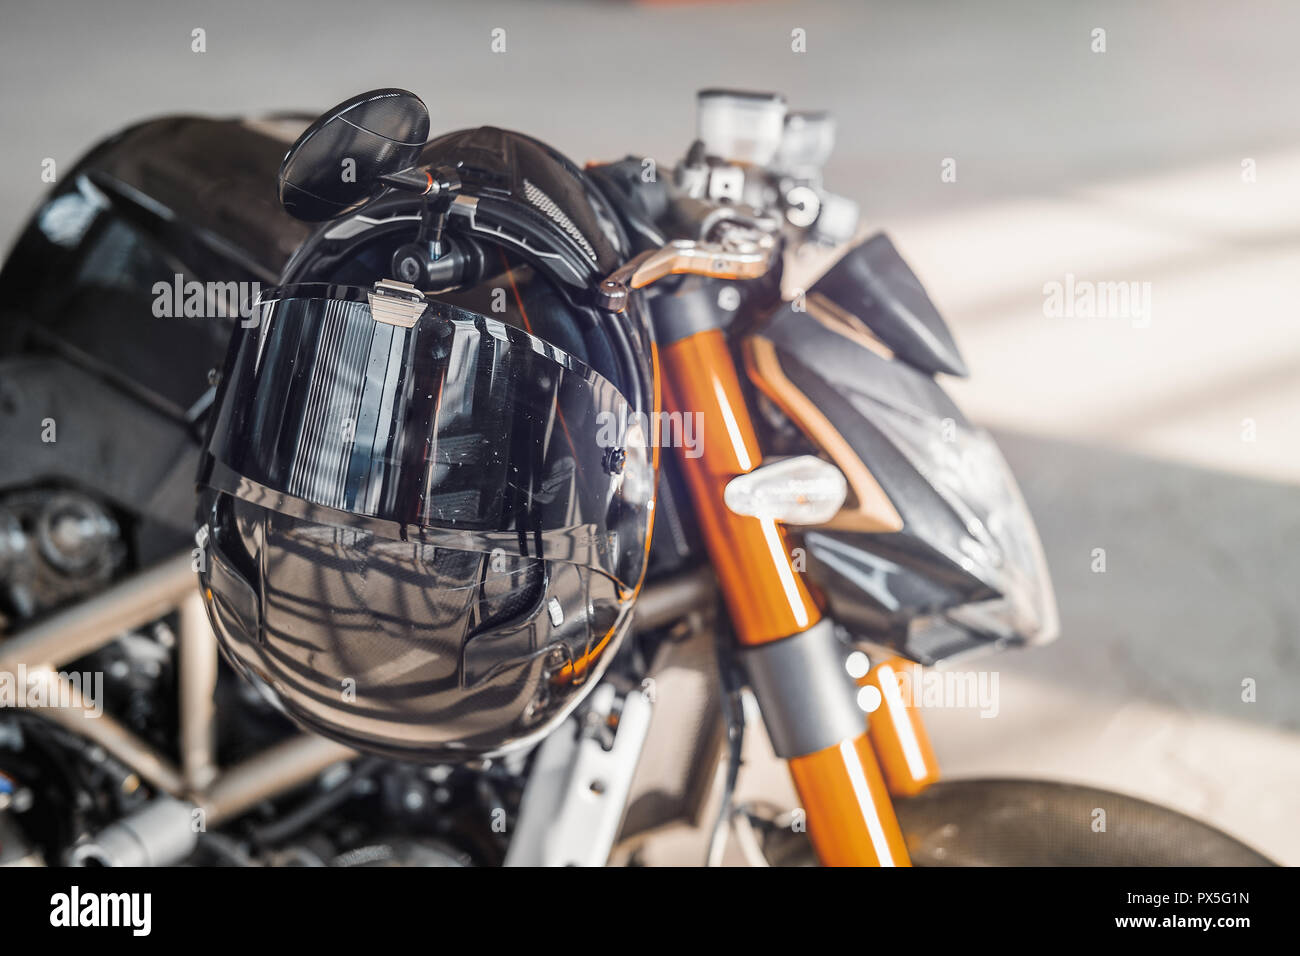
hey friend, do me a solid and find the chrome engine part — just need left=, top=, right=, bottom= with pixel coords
left=67, top=796, right=198, bottom=867
left=0, top=490, right=124, bottom=632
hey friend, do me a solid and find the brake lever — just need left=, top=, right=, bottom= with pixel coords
left=596, top=229, right=776, bottom=312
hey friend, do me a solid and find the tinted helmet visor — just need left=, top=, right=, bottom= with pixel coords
left=201, top=283, right=652, bottom=593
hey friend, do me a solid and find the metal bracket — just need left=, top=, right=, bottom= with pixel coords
left=367, top=278, right=427, bottom=328
left=738, top=619, right=865, bottom=759
left=503, top=682, right=653, bottom=866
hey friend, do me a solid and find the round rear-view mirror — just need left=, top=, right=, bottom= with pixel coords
left=277, top=88, right=430, bottom=222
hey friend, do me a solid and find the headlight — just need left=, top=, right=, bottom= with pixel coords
left=860, top=395, right=1059, bottom=648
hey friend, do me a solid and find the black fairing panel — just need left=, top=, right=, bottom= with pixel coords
left=0, top=116, right=309, bottom=379
left=0, top=116, right=309, bottom=540
left=811, top=233, right=968, bottom=378
left=760, top=309, right=995, bottom=650
left=2, top=116, right=311, bottom=291
left=751, top=248, right=1057, bottom=664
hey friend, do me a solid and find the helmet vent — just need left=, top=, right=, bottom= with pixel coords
left=523, top=178, right=598, bottom=263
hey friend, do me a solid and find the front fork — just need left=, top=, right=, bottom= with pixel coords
left=659, top=328, right=937, bottom=866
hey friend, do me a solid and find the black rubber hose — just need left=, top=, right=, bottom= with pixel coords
left=246, top=757, right=384, bottom=847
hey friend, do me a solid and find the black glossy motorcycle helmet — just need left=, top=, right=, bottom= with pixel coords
left=196, top=91, right=657, bottom=761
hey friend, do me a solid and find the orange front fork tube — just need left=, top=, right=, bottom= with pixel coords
left=860, top=657, right=941, bottom=798
left=659, top=329, right=910, bottom=867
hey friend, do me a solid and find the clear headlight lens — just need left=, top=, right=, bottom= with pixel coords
left=860, top=396, right=1060, bottom=647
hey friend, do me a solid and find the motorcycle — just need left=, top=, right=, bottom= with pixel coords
left=0, top=88, right=1273, bottom=867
